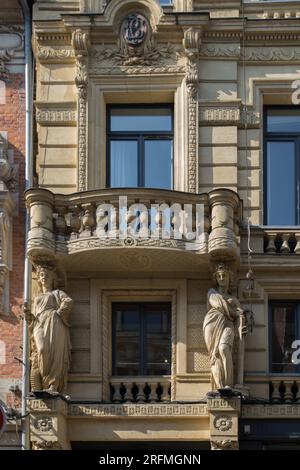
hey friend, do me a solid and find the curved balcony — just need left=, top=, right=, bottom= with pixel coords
left=25, top=187, right=242, bottom=272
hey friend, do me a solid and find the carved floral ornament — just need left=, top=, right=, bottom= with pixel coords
left=213, top=415, right=233, bottom=432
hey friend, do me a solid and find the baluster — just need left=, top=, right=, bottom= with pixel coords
left=112, top=383, right=122, bottom=403
left=55, top=206, right=67, bottom=241
left=171, top=203, right=183, bottom=241
left=271, top=381, right=281, bottom=402
left=160, top=382, right=170, bottom=402
left=135, top=381, right=145, bottom=403
left=265, top=233, right=277, bottom=253
left=148, top=382, right=157, bottom=403
left=280, top=233, right=291, bottom=253
left=123, top=382, right=133, bottom=403
left=69, top=205, right=81, bottom=240
left=294, top=233, right=300, bottom=254
left=80, top=203, right=95, bottom=237
left=283, top=381, right=294, bottom=403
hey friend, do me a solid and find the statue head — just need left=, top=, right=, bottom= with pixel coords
left=35, top=262, right=57, bottom=293
left=213, top=262, right=233, bottom=293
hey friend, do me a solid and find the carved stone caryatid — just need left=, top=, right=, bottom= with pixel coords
left=183, top=28, right=201, bottom=193
left=71, top=29, right=90, bottom=192
left=203, top=263, right=250, bottom=392
left=24, top=260, right=73, bottom=395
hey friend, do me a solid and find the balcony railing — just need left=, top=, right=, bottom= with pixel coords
left=270, top=378, right=300, bottom=403
left=25, top=187, right=242, bottom=266
left=264, top=230, right=300, bottom=254
left=110, top=377, right=171, bottom=403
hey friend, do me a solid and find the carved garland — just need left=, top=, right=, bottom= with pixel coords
left=71, top=30, right=90, bottom=192
left=183, top=28, right=201, bottom=193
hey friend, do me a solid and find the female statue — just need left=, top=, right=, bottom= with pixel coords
left=24, top=263, right=73, bottom=395
left=203, top=263, right=248, bottom=390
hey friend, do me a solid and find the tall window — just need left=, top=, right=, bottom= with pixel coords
left=112, top=302, right=171, bottom=376
left=107, top=105, right=173, bottom=189
left=264, top=107, right=300, bottom=225
left=270, top=301, right=300, bottom=373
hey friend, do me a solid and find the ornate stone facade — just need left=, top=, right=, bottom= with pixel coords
left=18, top=0, right=300, bottom=451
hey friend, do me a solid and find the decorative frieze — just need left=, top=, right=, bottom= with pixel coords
left=36, top=46, right=75, bottom=63
left=200, top=44, right=241, bottom=59
left=69, top=404, right=208, bottom=417
left=242, top=404, right=300, bottom=418
left=35, top=103, right=77, bottom=126
left=199, top=104, right=260, bottom=127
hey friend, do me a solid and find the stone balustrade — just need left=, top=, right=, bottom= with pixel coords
left=25, top=187, right=242, bottom=264
left=110, top=377, right=171, bottom=403
left=264, top=230, right=300, bottom=254
left=270, top=378, right=300, bottom=403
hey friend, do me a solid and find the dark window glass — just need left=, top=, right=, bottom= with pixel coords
left=270, top=302, right=298, bottom=373
left=267, top=109, right=300, bottom=133
left=264, top=107, right=300, bottom=225
left=107, top=106, right=173, bottom=189
left=266, top=141, right=296, bottom=225
left=112, top=302, right=171, bottom=376
left=144, top=140, right=173, bottom=189
left=110, top=107, right=172, bottom=132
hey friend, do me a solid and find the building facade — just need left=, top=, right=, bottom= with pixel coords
left=0, top=0, right=27, bottom=450
left=2, top=0, right=300, bottom=451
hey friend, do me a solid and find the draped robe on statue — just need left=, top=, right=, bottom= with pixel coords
left=31, top=289, right=73, bottom=394
left=203, top=288, right=241, bottom=389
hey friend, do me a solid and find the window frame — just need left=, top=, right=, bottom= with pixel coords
left=264, top=105, right=300, bottom=226
left=106, top=104, right=174, bottom=189
left=112, top=301, right=172, bottom=377
left=269, top=300, right=300, bottom=375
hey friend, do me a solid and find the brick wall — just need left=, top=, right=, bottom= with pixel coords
left=0, top=74, right=25, bottom=411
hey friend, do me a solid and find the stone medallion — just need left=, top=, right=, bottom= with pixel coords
left=121, top=13, right=148, bottom=47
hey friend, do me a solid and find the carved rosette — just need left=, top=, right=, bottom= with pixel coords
left=72, top=29, right=90, bottom=192
left=183, top=28, right=201, bottom=193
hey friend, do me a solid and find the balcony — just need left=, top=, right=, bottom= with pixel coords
left=25, top=187, right=242, bottom=272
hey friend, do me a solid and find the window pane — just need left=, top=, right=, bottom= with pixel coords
left=271, top=304, right=297, bottom=374
left=110, top=140, right=138, bottom=187
left=267, top=109, right=300, bottom=133
left=145, top=304, right=171, bottom=375
left=113, top=304, right=140, bottom=376
left=110, top=108, right=172, bottom=132
left=266, top=141, right=296, bottom=225
left=144, top=140, right=172, bottom=189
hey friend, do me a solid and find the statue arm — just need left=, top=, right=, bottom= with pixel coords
left=56, top=290, right=73, bottom=325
